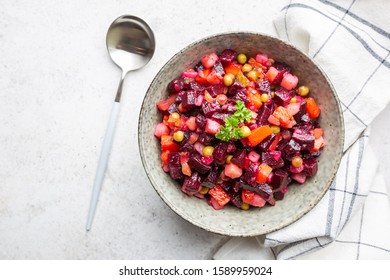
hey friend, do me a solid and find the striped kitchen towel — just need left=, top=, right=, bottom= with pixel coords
left=214, top=0, right=390, bottom=260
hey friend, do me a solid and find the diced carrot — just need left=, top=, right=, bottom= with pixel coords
left=208, top=185, right=230, bottom=207
left=272, top=106, right=293, bottom=126
left=160, top=135, right=180, bottom=152
left=282, top=118, right=297, bottom=129
left=248, top=57, right=262, bottom=68
left=267, top=114, right=280, bottom=126
left=268, top=133, right=281, bottom=151
left=247, top=125, right=272, bottom=147
left=247, top=87, right=262, bottom=109
left=160, top=150, right=170, bottom=164
left=206, top=69, right=223, bottom=85
left=312, top=128, right=324, bottom=139
left=241, top=189, right=266, bottom=207
left=224, top=62, right=242, bottom=75
left=306, top=97, right=321, bottom=119
left=156, top=94, right=177, bottom=111
left=195, top=68, right=211, bottom=85
left=256, top=163, right=273, bottom=184
left=310, top=136, right=326, bottom=152
left=266, top=66, right=279, bottom=83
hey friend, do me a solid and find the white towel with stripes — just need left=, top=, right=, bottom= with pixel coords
left=214, top=0, right=390, bottom=260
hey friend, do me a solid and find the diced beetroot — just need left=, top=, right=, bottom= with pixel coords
left=187, top=155, right=211, bottom=174
left=211, top=112, right=232, bottom=124
left=154, top=123, right=170, bottom=138
left=213, top=141, right=229, bottom=164
left=227, top=190, right=243, bottom=208
left=274, top=87, right=294, bottom=106
left=187, top=132, right=199, bottom=145
left=201, top=52, right=219, bottom=68
left=181, top=172, right=202, bottom=195
left=219, top=49, right=236, bottom=66
left=273, top=63, right=291, bottom=84
left=224, top=163, right=243, bottom=179
left=259, top=134, right=277, bottom=152
left=262, top=151, right=284, bottom=168
left=197, top=132, right=215, bottom=146
left=256, top=103, right=273, bottom=125
left=284, top=139, right=301, bottom=155
left=248, top=151, right=260, bottom=162
left=290, top=164, right=304, bottom=173
left=270, top=169, right=290, bottom=189
left=205, top=118, right=221, bottom=135
left=302, top=157, right=318, bottom=177
left=243, top=162, right=259, bottom=185
left=195, top=114, right=206, bottom=130
left=201, top=156, right=214, bottom=165
left=231, top=149, right=247, bottom=169
left=181, top=90, right=198, bottom=110
left=292, top=129, right=315, bottom=149
left=257, top=79, right=271, bottom=94
left=202, top=101, right=222, bottom=117
left=202, top=166, right=221, bottom=188
left=280, top=73, right=298, bottom=90
left=291, top=173, right=307, bottom=184
left=255, top=53, right=269, bottom=65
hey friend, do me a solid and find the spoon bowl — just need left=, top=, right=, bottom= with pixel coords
left=106, top=15, right=155, bottom=73
left=86, top=15, right=155, bottom=231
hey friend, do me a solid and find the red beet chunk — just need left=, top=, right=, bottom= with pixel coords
left=262, top=151, right=284, bottom=169
left=187, top=155, right=212, bottom=174
left=270, top=169, right=290, bottom=189
left=231, top=149, right=247, bottom=169
left=181, top=90, right=198, bottom=109
left=302, top=157, right=318, bottom=177
left=274, top=87, right=295, bottom=106
left=213, top=141, right=229, bottom=165
left=181, top=172, right=202, bottom=195
left=219, top=49, right=236, bottom=66
left=202, top=101, right=222, bottom=117
left=243, top=162, right=259, bottom=186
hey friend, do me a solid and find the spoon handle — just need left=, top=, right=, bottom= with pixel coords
left=86, top=101, right=121, bottom=231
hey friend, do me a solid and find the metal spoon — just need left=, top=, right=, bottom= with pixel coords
left=86, top=15, right=155, bottom=231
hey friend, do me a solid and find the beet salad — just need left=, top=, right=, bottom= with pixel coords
left=154, top=49, right=325, bottom=210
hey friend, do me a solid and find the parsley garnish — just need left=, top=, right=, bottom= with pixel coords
left=215, top=100, right=252, bottom=141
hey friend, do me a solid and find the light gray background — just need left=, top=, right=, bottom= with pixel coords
left=1, top=0, right=389, bottom=259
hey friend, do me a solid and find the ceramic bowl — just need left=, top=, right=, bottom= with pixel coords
left=138, top=32, right=344, bottom=236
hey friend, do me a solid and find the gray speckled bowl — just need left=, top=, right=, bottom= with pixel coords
left=138, top=32, right=344, bottom=236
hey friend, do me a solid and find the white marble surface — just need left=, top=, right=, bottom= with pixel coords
left=0, top=0, right=389, bottom=259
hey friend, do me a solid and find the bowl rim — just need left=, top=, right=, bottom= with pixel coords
left=138, top=31, right=345, bottom=236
